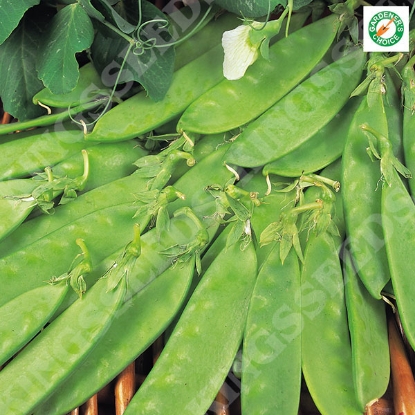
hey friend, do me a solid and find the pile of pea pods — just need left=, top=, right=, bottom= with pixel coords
left=2, top=5, right=415, bottom=415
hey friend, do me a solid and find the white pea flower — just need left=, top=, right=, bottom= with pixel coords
left=222, top=21, right=264, bottom=81
left=222, top=9, right=290, bottom=81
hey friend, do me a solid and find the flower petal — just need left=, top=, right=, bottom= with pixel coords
left=222, top=25, right=259, bottom=81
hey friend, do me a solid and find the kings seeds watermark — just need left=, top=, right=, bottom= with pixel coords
left=363, top=6, right=409, bottom=52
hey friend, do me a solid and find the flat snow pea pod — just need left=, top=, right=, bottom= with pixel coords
left=0, top=239, right=91, bottom=367
left=0, top=203, right=139, bottom=309
left=177, top=14, right=340, bottom=135
left=224, top=46, right=366, bottom=168
left=402, top=55, right=415, bottom=196
left=381, top=168, right=415, bottom=351
left=384, top=71, right=404, bottom=160
left=262, top=96, right=362, bottom=177
left=341, top=85, right=392, bottom=299
left=0, top=179, right=41, bottom=238
left=51, top=140, right=148, bottom=192
left=0, top=124, right=95, bottom=180
left=343, top=249, right=389, bottom=410
left=0, top=171, right=149, bottom=258
left=242, top=246, right=301, bottom=415
left=0, top=151, right=90, bottom=243
left=33, top=258, right=196, bottom=415
left=301, top=231, right=362, bottom=415
left=0, top=225, right=139, bottom=415
left=123, top=236, right=257, bottom=415
left=32, top=62, right=110, bottom=108
left=85, top=43, right=227, bottom=143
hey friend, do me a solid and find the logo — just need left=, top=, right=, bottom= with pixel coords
left=363, top=7, right=409, bottom=52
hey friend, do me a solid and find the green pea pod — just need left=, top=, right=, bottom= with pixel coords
left=34, top=257, right=196, bottom=415
left=262, top=96, right=362, bottom=177
left=242, top=246, right=301, bottom=414
left=51, top=140, right=147, bottom=192
left=0, top=248, right=131, bottom=414
left=0, top=179, right=41, bottom=238
left=32, top=62, right=110, bottom=108
left=224, top=46, right=365, bottom=168
left=0, top=150, right=91, bottom=242
left=0, top=203, right=138, bottom=309
left=0, top=125, right=95, bottom=181
left=177, top=14, right=340, bottom=135
left=301, top=231, right=362, bottom=415
left=0, top=172, right=148, bottom=259
left=343, top=249, right=389, bottom=409
left=381, top=168, right=415, bottom=351
left=123, top=236, right=257, bottom=415
left=85, top=43, right=226, bottom=143
left=402, top=55, right=415, bottom=196
left=0, top=238, right=92, bottom=367
left=0, top=284, right=68, bottom=367
left=342, top=79, right=392, bottom=299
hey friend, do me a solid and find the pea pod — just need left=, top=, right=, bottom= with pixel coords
left=0, top=238, right=91, bottom=367
left=242, top=246, right=301, bottom=415
left=51, top=139, right=147, bottom=192
left=381, top=168, right=415, bottom=351
left=0, top=223, right=142, bottom=415
left=224, top=46, right=366, bottom=167
left=34, top=255, right=196, bottom=415
left=402, top=54, right=415, bottom=196
left=85, top=43, right=227, bottom=143
left=177, top=14, right=340, bottom=135
left=301, top=231, right=362, bottom=415
left=262, top=96, right=361, bottom=177
left=0, top=125, right=94, bottom=181
left=123, top=233, right=257, bottom=415
left=343, top=249, right=389, bottom=409
left=0, top=203, right=138, bottom=309
left=0, top=172, right=147, bottom=259
left=341, top=63, right=395, bottom=299
left=32, top=62, right=110, bottom=108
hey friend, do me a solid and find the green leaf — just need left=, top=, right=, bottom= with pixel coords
left=0, top=0, right=40, bottom=45
left=77, top=0, right=106, bottom=22
left=37, top=3, right=94, bottom=95
left=0, top=6, right=49, bottom=120
left=212, top=0, right=285, bottom=18
left=96, top=0, right=137, bottom=33
left=90, top=1, right=175, bottom=101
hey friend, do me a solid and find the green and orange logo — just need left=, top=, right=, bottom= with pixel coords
left=368, top=11, right=404, bottom=47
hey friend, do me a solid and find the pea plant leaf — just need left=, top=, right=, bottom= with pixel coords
left=96, top=0, right=137, bottom=33
left=0, top=0, right=40, bottom=45
left=36, top=3, right=94, bottom=95
left=77, top=0, right=106, bottom=23
left=212, top=0, right=286, bottom=18
left=90, top=0, right=175, bottom=101
left=0, top=6, right=50, bottom=120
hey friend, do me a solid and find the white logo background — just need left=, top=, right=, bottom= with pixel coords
left=363, top=6, right=409, bottom=52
